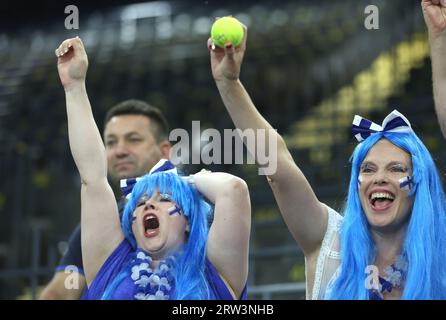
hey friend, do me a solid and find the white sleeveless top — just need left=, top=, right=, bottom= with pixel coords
left=306, top=205, right=343, bottom=300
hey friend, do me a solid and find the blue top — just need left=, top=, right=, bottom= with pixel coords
left=82, top=239, right=247, bottom=300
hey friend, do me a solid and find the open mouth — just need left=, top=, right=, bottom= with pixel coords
left=369, top=192, right=395, bottom=211
left=143, top=214, right=160, bottom=237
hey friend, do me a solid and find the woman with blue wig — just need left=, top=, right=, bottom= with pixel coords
left=55, top=37, right=251, bottom=300
left=208, top=16, right=446, bottom=299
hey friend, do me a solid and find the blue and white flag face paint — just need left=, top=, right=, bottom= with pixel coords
left=399, top=176, right=413, bottom=195
left=352, top=110, right=412, bottom=142
left=167, top=205, right=183, bottom=217
left=131, top=193, right=184, bottom=221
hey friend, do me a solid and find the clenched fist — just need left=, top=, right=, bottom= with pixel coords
left=55, top=37, right=88, bottom=91
left=422, top=0, right=446, bottom=39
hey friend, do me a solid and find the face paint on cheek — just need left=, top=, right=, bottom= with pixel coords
left=399, top=176, right=413, bottom=196
left=358, top=174, right=363, bottom=188
left=168, top=205, right=183, bottom=216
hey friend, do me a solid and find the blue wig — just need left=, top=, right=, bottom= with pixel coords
left=329, top=131, right=446, bottom=299
left=102, top=172, right=213, bottom=299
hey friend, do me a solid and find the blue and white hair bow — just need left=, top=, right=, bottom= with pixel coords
left=120, top=159, right=178, bottom=200
left=352, top=110, right=412, bottom=142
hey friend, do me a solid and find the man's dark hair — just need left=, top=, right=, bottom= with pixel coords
left=104, top=99, right=169, bottom=142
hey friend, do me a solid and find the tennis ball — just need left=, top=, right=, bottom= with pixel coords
left=211, top=16, right=244, bottom=48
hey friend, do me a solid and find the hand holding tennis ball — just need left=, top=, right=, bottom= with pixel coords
left=208, top=17, right=247, bottom=82
left=211, top=16, right=244, bottom=48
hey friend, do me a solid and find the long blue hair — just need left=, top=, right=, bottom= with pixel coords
left=329, top=131, right=446, bottom=299
left=101, top=172, right=213, bottom=299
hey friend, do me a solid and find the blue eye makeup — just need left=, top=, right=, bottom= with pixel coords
left=159, top=193, right=173, bottom=202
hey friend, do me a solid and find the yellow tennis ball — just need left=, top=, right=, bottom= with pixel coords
left=211, top=16, right=244, bottom=48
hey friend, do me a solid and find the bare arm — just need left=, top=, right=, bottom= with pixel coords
left=55, top=38, right=123, bottom=286
left=208, top=26, right=327, bottom=257
left=422, top=0, right=446, bottom=138
left=190, top=171, right=250, bottom=299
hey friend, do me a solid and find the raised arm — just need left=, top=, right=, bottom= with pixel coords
left=422, top=0, right=446, bottom=138
left=55, top=37, right=123, bottom=286
left=189, top=171, right=250, bottom=299
left=208, top=25, right=327, bottom=257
